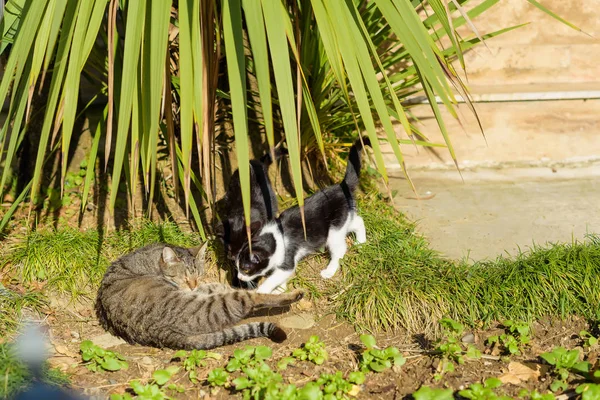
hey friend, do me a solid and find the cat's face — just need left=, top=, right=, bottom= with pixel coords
left=235, top=234, right=275, bottom=282
left=159, top=243, right=207, bottom=291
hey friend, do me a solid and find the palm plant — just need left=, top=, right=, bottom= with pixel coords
left=0, top=0, right=579, bottom=237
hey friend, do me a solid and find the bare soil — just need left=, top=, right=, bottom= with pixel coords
left=38, top=293, right=597, bottom=400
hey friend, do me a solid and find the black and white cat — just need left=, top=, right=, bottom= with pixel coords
left=235, top=138, right=370, bottom=294
left=216, top=147, right=287, bottom=263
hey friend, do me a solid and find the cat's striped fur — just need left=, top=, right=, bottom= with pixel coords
left=95, top=243, right=303, bottom=350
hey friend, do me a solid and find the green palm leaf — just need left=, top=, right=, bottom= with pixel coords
left=109, top=0, right=146, bottom=213
left=223, top=0, right=253, bottom=246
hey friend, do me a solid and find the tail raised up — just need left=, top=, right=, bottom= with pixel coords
left=343, top=137, right=371, bottom=191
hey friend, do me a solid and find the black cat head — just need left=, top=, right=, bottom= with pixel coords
left=217, top=218, right=264, bottom=262
left=235, top=229, right=277, bottom=281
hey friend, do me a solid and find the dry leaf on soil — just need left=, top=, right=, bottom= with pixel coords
left=348, top=385, right=362, bottom=396
left=498, top=361, right=546, bottom=384
left=53, top=343, right=78, bottom=358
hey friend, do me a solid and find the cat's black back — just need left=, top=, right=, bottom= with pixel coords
left=217, top=148, right=286, bottom=261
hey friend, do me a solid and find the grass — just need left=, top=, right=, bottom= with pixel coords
left=326, top=196, right=600, bottom=334
left=0, top=283, right=47, bottom=335
left=1, top=220, right=200, bottom=299
left=0, top=342, right=70, bottom=398
left=1, top=193, right=599, bottom=337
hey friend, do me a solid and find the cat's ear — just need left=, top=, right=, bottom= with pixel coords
left=162, top=247, right=179, bottom=266
left=191, top=241, right=209, bottom=268
left=250, top=220, right=263, bottom=233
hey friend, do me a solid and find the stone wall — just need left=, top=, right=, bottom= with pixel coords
left=457, top=0, right=599, bottom=87
left=380, top=0, right=600, bottom=171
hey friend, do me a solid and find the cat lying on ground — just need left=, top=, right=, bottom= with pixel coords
left=235, top=138, right=370, bottom=294
left=95, top=242, right=303, bottom=350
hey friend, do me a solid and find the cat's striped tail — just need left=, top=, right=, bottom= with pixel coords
left=183, top=322, right=286, bottom=350
left=343, top=137, right=371, bottom=191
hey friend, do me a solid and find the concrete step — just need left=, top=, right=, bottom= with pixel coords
left=381, top=98, right=600, bottom=171
left=387, top=166, right=600, bottom=261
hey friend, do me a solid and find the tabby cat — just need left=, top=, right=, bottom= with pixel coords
left=95, top=243, right=303, bottom=350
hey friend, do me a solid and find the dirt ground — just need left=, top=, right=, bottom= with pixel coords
left=36, top=292, right=597, bottom=400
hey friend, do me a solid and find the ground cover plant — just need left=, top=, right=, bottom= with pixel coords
left=487, top=320, right=532, bottom=356
left=1, top=190, right=599, bottom=397
left=540, top=346, right=600, bottom=392
left=432, top=318, right=481, bottom=379
left=2, top=195, right=599, bottom=339
left=54, top=317, right=594, bottom=399
left=110, top=366, right=182, bottom=400
left=358, top=334, right=406, bottom=373
left=80, top=340, right=129, bottom=372
left=172, top=349, right=222, bottom=384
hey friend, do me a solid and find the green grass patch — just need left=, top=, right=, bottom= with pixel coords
left=329, top=196, right=600, bottom=333
left=0, top=342, right=70, bottom=398
left=1, top=220, right=200, bottom=299
left=0, top=283, right=47, bottom=334
left=2, top=193, right=599, bottom=336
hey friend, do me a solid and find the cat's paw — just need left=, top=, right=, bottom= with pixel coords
left=320, top=268, right=336, bottom=279
left=355, top=236, right=367, bottom=245
left=289, top=289, right=304, bottom=302
left=272, top=283, right=288, bottom=294
left=256, top=286, right=272, bottom=294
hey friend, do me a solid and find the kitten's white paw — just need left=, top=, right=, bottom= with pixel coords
left=320, top=268, right=336, bottom=279
left=355, top=235, right=367, bottom=245
left=272, top=284, right=287, bottom=294
left=256, top=286, right=272, bottom=294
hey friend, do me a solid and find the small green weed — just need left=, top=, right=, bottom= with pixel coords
left=207, top=343, right=366, bottom=400
left=433, top=318, right=480, bottom=379
left=172, top=349, right=220, bottom=383
left=518, top=389, right=555, bottom=400
left=291, top=335, right=328, bottom=365
left=458, top=378, right=510, bottom=400
left=412, top=386, right=454, bottom=400
left=487, top=321, right=531, bottom=355
left=111, top=366, right=181, bottom=400
left=80, top=340, right=128, bottom=372
left=487, top=320, right=531, bottom=356
left=577, top=384, right=600, bottom=400
left=225, top=345, right=272, bottom=372
left=314, top=371, right=361, bottom=399
left=207, top=367, right=229, bottom=386
left=232, top=363, right=286, bottom=400
left=358, top=334, right=405, bottom=373
left=581, top=330, right=599, bottom=348
left=540, top=347, right=591, bottom=392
